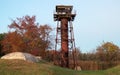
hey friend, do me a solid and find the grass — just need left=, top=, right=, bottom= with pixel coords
left=105, top=65, right=120, bottom=75
left=0, top=59, right=52, bottom=75
left=0, top=59, right=120, bottom=75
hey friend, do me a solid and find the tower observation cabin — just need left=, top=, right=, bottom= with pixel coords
left=54, top=5, right=77, bottom=69
left=54, top=5, right=76, bottom=21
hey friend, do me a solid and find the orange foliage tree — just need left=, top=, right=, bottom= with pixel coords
left=96, top=42, right=120, bottom=62
left=2, top=15, right=52, bottom=57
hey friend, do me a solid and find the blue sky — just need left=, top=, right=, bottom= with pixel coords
left=0, top=0, right=120, bottom=52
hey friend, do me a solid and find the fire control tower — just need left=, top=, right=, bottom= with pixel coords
left=54, top=5, right=77, bottom=69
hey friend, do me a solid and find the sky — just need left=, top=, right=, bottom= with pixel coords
left=0, top=0, right=120, bottom=53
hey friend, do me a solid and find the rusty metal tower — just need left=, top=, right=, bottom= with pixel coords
left=54, top=5, right=77, bottom=69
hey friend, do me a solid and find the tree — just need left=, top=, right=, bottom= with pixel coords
left=2, top=31, right=25, bottom=53
left=96, top=42, right=120, bottom=62
left=1, top=15, right=52, bottom=57
left=39, top=25, right=52, bottom=50
left=0, top=33, right=6, bottom=56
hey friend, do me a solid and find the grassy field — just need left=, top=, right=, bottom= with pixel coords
left=0, top=59, right=120, bottom=75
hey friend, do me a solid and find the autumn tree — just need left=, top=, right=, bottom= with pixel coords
left=0, top=33, right=6, bottom=56
left=96, top=42, right=120, bottom=62
left=1, top=15, right=52, bottom=57
left=2, top=31, right=25, bottom=53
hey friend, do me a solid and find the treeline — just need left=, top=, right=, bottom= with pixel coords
left=78, top=42, right=120, bottom=61
left=0, top=15, right=53, bottom=58
left=77, top=42, right=120, bottom=70
left=41, top=42, right=120, bottom=70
